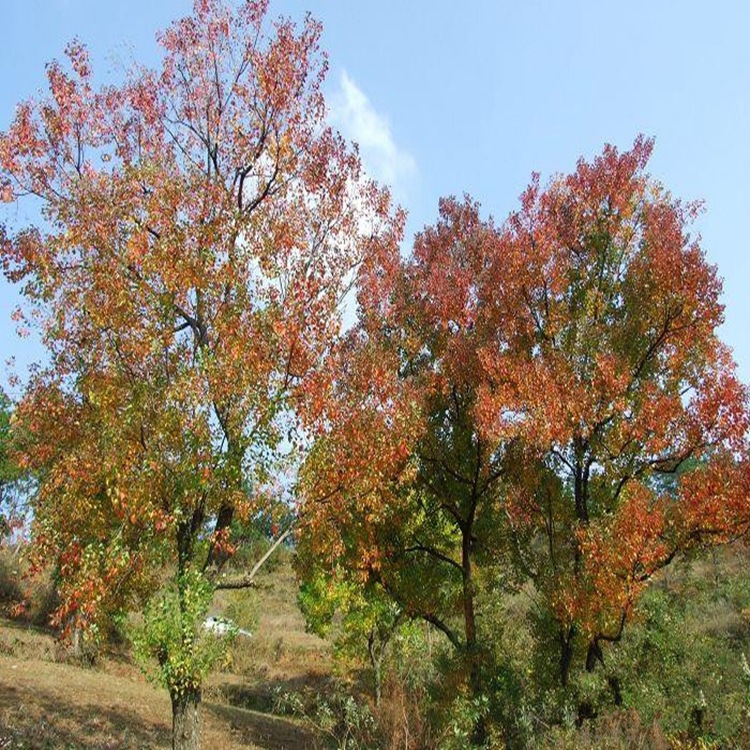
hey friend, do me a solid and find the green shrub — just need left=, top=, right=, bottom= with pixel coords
left=133, top=569, right=233, bottom=696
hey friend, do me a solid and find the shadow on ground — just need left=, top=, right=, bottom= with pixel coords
left=206, top=701, right=317, bottom=750
left=0, top=683, right=171, bottom=749
left=214, top=670, right=333, bottom=714
left=0, top=663, right=320, bottom=749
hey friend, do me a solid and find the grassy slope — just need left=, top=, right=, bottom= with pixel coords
left=1, top=544, right=749, bottom=748
left=0, top=550, right=327, bottom=750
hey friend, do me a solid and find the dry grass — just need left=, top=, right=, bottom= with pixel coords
left=0, top=649, right=173, bottom=749
left=0, top=551, right=328, bottom=750
left=539, top=709, right=672, bottom=750
left=217, top=548, right=331, bottom=683
left=0, top=645, right=318, bottom=749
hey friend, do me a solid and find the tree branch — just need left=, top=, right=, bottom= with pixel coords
left=403, top=543, right=462, bottom=572
left=213, top=525, right=293, bottom=590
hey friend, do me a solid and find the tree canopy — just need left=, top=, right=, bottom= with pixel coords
left=297, top=138, right=750, bottom=735
left=0, top=0, right=401, bottom=747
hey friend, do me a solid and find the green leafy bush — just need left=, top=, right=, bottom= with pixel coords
left=133, top=569, right=232, bottom=697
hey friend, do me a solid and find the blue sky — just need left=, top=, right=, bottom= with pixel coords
left=2, top=0, right=749, bottom=387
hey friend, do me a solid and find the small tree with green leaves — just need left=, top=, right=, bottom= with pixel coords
left=299, top=567, right=403, bottom=707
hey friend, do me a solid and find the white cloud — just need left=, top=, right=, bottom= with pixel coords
left=328, top=71, right=416, bottom=198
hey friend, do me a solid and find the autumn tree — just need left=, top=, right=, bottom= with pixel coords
left=0, top=1, right=400, bottom=747
left=299, top=138, right=749, bottom=738
left=298, top=198, right=520, bottom=743
left=13, top=377, right=161, bottom=660
left=476, top=137, right=750, bottom=695
left=299, top=567, right=404, bottom=707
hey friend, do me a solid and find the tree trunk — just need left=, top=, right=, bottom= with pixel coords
left=367, top=628, right=384, bottom=708
left=559, top=627, right=575, bottom=687
left=374, top=654, right=382, bottom=708
left=461, top=527, right=478, bottom=654
left=585, top=640, right=603, bottom=672
left=71, top=620, right=83, bottom=660
left=608, top=675, right=623, bottom=706
left=67, top=613, right=95, bottom=665
left=172, top=689, right=201, bottom=750
left=462, top=529, right=487, bottom=746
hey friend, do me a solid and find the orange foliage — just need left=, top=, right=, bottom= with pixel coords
left=300, top=137, right=750, bottom=683
left=1, top=0, right=402, bottom=632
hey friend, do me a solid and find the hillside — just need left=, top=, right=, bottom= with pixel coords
left=2, top=544, right=750, bottom=749
left=0, top=552, right=328, bottom=749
